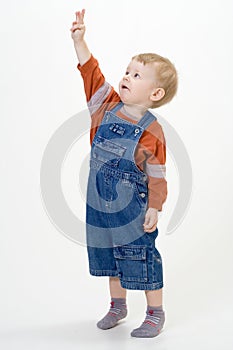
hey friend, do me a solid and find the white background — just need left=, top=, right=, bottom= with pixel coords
left=1, top=0, right=233, bottom=349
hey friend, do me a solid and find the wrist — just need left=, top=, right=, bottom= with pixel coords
left=74, top=40, right=91, bottom=66
left=73, top=38, right=85, bottom=47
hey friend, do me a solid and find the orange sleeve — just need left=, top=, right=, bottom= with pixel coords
left=135, top=122, right=167, bottom=211
left=77, top=55, right=120, bottom=143
left=147, top=135, right=167, bottom=210
left=77, top=55, right=120, bottom=105
left=147, top=127, right=167, bottom=210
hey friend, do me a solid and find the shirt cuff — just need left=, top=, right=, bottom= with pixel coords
left=77, top=54, right=96, bottom=73
left=148, top=198, right=162, bottom=211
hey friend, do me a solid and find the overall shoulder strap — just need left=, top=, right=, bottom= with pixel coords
left=137, top=110, right=157, bottom=130
left=109, top=101, right=123, bottom=114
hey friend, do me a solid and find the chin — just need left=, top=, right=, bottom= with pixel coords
left=119, top=93, right=129, bottom=104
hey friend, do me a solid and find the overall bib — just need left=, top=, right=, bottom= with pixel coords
left=86, top=102, right=163, bottom=290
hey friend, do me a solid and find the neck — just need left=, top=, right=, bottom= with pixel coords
left=122, top=104, right=148, bottom=120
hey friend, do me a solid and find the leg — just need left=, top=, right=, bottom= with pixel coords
left=131, top=288, right=165, bottom=338
left=97, top=277, right=127, bottom=330
left=109, top=277, right=127, bottom=298
left=145, top=287, right=163, bottom=307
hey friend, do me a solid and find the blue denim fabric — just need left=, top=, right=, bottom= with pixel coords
left=86, top=102, right=163, bottom=290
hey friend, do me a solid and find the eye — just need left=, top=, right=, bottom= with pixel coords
left=134, top=73, right=140, bottom=78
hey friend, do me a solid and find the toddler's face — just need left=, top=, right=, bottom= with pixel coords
left=119, top=59, right=158, bottom=108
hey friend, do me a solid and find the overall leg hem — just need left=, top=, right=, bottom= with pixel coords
left=120, top=280, right=163, bottom=291
left=90, top=269, right=119, bottom=277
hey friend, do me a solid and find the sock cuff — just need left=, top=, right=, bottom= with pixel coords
left=111, top=298, right=126, bottom=304
left=147, top=305, right=163, bottom=312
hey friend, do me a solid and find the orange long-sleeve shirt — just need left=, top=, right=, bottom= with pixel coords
left=77, top=55, right=167, bottom=210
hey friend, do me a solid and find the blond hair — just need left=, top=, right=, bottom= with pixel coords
left=132, top=53, right=178, bottom=108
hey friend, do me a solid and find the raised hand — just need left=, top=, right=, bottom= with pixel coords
left=70, top=9, right=91, bottom=66
left=70, top=9, right=86, bottom=43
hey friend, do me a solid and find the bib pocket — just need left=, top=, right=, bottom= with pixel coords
left=92, top=136, right=126, bottom=167
left=113, top=245, right=148, bottom=282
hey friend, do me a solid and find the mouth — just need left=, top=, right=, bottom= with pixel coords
left=121, top=84, right=129, bottom=91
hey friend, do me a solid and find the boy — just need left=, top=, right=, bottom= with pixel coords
left=70, top=9, right=178, bottom=338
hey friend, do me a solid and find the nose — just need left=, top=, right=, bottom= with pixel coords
left=123, top=73, right=130, bottom=81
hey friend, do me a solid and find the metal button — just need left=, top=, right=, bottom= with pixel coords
left=140, top=193, right=146, bottom=198
left=134, top=128, right=140, bottom=134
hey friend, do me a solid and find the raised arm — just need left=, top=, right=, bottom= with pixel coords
left=70, top=9, right=91, bottom=66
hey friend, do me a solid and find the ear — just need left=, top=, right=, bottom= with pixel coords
left=150, top=88, right=165, bottom=102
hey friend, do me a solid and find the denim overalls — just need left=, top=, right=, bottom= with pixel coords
left=86, top=102, right=163, bottom=290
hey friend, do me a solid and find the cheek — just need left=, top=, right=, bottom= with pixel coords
left=136, top=83, right=147, bottom=95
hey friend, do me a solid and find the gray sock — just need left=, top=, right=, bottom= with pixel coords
left=131, top=305, right=165, bottom=338
left=97, top=298, right=127, bottom=330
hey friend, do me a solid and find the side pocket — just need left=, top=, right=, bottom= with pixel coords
left=152, top=248, right=163, bottom=283
left=113, top=245, right=148, bottom=282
